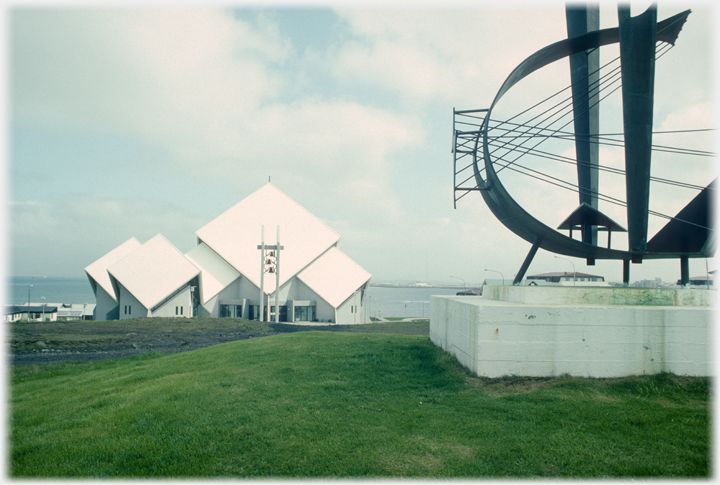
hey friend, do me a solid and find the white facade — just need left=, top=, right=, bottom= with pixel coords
left=117, top=283, right=146, bottom=319
left=93, top=284, right=119, bottom=320
left=85, top=183, right=371, bottom=323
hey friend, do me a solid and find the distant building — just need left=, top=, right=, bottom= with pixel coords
left=631, top=278, right=664, bottom=288
left=4, top=304, right=58, bottom=322
left=677, top=274, right=714, bottom=287
left=85, top=183, right=371, bottom=323
left=526, top=271, right=609, bottom=286
left=56, top=303, right=96, bottom=321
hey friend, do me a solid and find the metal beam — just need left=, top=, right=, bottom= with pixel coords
left=514, top=237, right=542, bottom=285
left=680, top=256, right=690, bottom=286
left=618, top=5, right=657, bottom=252
left=566, top=4, right=600, bottom=246
left=623, top=259, right=630, bottom=285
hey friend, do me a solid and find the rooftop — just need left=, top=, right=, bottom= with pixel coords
left=527, top=272, right=604, bottom=279
left=84, top=237, right=142, bottom=300
left=195, top=183, right=341, bottom=294
left=108, top=234, right=199, bottom=310
left=297, top=247, right=372, bottom=308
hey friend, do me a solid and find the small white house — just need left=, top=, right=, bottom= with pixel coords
left=526, top=271, right=610, bottom=287
left=4, top=304, right=58, bottom=322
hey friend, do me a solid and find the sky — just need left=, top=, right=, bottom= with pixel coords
left=4, top=0, right=718, bottom=287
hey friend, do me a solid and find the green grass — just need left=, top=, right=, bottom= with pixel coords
left=324, top=320, right=429, bottom=335
left=10, top=332, right=710, bottom=478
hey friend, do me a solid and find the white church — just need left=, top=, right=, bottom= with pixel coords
left=85, top=184, right=371, bottom=324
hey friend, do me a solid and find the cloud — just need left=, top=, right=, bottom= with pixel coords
left=11, top=8, right=425, bottom=208
left=8, top=4, right=715, bottom=284
left=12, top=8, right=288, bottom=152
left=331, top=6, right=567, bottom=108
left=9, top=195, right=208, bottom=276
left=13, top=9, right=286, bottom=120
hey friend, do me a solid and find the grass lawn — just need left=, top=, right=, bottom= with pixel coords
left=10, top=331, right=710, bottom=478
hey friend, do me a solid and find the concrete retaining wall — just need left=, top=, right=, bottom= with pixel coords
left=430, top=287, right=713, bottom=378
left=482, top=285, right=713, bottom=307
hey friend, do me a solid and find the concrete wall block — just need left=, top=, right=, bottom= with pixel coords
left=430, top=294, right=713, bottom=378
left=483, top=285, right=714, bottom=307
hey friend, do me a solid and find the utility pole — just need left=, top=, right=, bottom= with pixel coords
left=27, top=284, right=33, bottom=321
left=274, top=226, right=281, bottom=323
left=259, top=226, right=265, bottom=322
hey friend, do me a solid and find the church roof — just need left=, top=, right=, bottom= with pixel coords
left=107, top=234, right=199, bottom=311
left=195, top=183, right=340, bottom=294
left=297, top=247, right=371, bottom=308
left=185, top=242, right=241, bottom=304
left=84, top=237, right=142, bottom=301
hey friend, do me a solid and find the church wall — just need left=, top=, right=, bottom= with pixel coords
left=117, top=283, right=148, bottom=319
left=152, top=286, right=194, bottom=318
left=93, top=284, right=119, bottom=321
left=335, top=287, right=368, bottom=324
left=206, top=277, right=243, bottom=317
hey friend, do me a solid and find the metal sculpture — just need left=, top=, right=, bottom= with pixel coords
left=452, top=4, right=715, bottom=285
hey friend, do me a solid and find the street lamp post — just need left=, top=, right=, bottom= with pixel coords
left=554, top=255, right=576, bottom=286
left=450, top=275, right=466, bottom=288
left=484, top=269, right=505, bottom=286
left=41, top=296, right=46, bottom=322
left=27, top=284, right=33, bottom=322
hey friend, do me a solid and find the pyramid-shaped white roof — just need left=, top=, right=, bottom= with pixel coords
left=297, top=247, right=371, bottom=308
left=195, top=183, right=340, bottom=294
left=84, top=237, right=142, bottom=301
left=185, top=242, right=241, bottom=304
left=107, top=234, right=199, bottom=310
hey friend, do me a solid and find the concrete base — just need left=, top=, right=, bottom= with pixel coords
left=430, top=286, right=714, bottom=378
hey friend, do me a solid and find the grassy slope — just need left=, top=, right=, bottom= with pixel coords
left=10, top=331, right=709, bottom=478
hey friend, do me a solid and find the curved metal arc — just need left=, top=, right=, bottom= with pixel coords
left=472, top=10, right=691, bottom=261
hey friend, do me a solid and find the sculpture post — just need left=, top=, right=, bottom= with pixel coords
left=566, top=4, right=600, bottom=247
left=619, top=4, right=657, bottom=255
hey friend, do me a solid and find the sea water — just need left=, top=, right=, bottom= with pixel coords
left=365, top=286, right=462, bottom=318
left=5, top=276, right=465, bottom=318
left=6, top=276, right=95, bottom=306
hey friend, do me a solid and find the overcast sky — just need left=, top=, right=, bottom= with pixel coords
left=5, top=1, right=717, bottom=286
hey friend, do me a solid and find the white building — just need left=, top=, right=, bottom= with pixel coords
left=85, top=183, right=371, bottom=324
left=4, top=304, right=57, bottom=322
left=526, top=271, right=610, bottom=287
